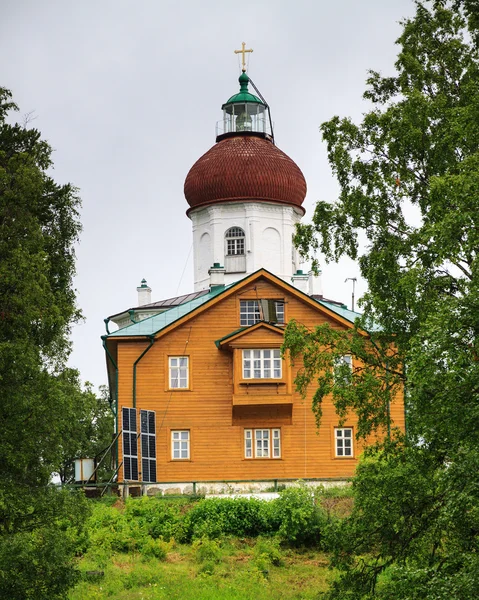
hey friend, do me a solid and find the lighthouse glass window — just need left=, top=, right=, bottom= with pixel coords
left=225, top=227, right=245, bottom=255
left=243, top=349, right=281, bottom=379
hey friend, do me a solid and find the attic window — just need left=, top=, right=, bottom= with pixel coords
left=240, top=299, right=285, bottom=326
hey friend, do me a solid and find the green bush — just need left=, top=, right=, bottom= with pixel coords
left=193, top=537, right=222, bottom=564
left=124, top=496, right=189, bottom=541
left=253, top=537, right=283, bottom=566
left=274, top=484, right=326, bottom=546
left=87, top=503, right=143, bottom=553
left=183, top=497, right=277, bottom=540
left=139, top=537, right=170, bottom=560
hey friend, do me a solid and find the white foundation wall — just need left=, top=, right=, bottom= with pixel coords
left=190, top=202, right=303, bottom=291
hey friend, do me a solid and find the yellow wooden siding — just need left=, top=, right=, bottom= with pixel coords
left=115, top=276, right=405, bottom=482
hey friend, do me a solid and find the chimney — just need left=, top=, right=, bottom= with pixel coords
left=308, top=269, right=323, bottom=296
left=137, top=278, right=152, bottom=306
left=291, top=269, right=309, bottom=294
left=208, top=263, right=226, bottom=290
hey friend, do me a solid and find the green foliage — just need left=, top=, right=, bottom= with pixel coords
left=286, top=2, right=479, bottom=597
left=0, top=87, right=95, bottom=598
left=57, top=382, right=115, bottom=484
left=275, top=484, right=326, bottom=546
left=252, top=536, right=284, bottom=567
left=0, top=489, right=89, bottom=600
left=123, top=496, right=188, bottom=541
left=183, top=497, right=279, bottom=541
left=139, top=537, right=171, bottom=560
left=193, top=537, right=223, bottom=564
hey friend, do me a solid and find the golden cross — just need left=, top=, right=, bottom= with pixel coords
left=234, top=42, right=253, bottom=72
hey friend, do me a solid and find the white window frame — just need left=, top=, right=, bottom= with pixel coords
left=171, top=430, right=190, bottom=460
left=335, top=427, right=353, bottom=457
left=169, top=356, right=189, bottom=389
left=242, top=349, right=282, bottom=379
left=239, top=299, right=285, bottom=326
left=244, top=428, right=281, bottom=459
left=225, top=227, right=245, bottom=256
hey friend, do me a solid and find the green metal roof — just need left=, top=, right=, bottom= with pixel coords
left=317, top=299, right=381, bottom=332
left=214, top=326, right=248, bottom=348
left=106, top=269, right=379, bottom=340
left=107, top=283, right=232, bottom=338
left=222, top=72, right=264, bottom=107
left=214, top=322, right=284, bottom=348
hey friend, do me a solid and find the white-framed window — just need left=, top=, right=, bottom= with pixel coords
left=335, top=427, right=353, bottom=457
left=140, top=410, right=156, bottom=482
left=240, top=299, right=285, bottom=326
left=122, top=407, right=139, bottom=480
left=243, top=349, right=282, bottom=379
left=169, top=356, right=189, bottom=389
left=334, top=355, right=353, bottom=384
left=244, top=428, right=281, bottom=458
left=171, top=430, right=190, bottom=460
left=225, top=227, right=245, bottom=255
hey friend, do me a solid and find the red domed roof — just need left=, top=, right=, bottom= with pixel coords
left=184, top=135, right=307, bottom=214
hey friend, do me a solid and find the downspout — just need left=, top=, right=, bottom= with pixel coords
left=385, top=359, right=391, bottom=440
left=133, top=335, right=155, bottom=408
left=102, top=335, right=119, bottom=473
left=403, top=363, right=408, bottom=442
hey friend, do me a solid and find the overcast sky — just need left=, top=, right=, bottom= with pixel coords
left=1, top=0, right=416, bottom=390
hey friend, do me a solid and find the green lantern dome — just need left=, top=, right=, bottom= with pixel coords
left=222, top=72, right=265, bottom=108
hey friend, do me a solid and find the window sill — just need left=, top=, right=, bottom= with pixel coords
left=243, top=457, right=283, bottom=461
left=240, top=380, right=286, bottom=385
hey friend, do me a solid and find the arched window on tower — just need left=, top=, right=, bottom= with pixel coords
left=225, top=227, right=246, bottom=273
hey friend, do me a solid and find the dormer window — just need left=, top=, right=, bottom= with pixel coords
left=225, top=227, right=245, bottom=256
left=240, top=299, right=285, bottom=326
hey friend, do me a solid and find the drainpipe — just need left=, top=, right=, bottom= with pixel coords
left=104, top=318, right=111, bottom=335
left=102, top=335, right=119, bottom=472
left=133, top=335, right=155, bottom=408
left=385, top=359, right=391, bottom=440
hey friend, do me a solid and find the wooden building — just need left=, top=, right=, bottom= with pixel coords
left=103, top=55, right=404, bottom=490
left=104, top=269, right=404, bottom=489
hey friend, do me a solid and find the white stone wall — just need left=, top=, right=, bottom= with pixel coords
left=190, top=202, right=303, bottom=291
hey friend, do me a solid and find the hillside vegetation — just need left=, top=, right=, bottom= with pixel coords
left=69, top=486, right=352, bottom=599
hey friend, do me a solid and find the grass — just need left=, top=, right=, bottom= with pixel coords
left=70, top=539, right=333, bottom=599
left=68, top=487, right=354, bottom=599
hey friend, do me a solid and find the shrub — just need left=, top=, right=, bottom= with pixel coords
left=139, top=537, right=170, bottom=560
left=87, top=503, right=143, bottom=553
left=274, top=484, right=326, bottom=546
left=252, top=537, right=283, bottom=567
left=183, top=497, right=276, bottom=540
left=124, top=496, right=188, bottom=541
left=193, top=538, right=222, bottom=564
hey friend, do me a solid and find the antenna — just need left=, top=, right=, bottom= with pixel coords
left=345, top=277, right=357, bottom=312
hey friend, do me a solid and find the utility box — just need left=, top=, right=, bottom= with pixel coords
left=74, top=458, right=95, bottom=483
